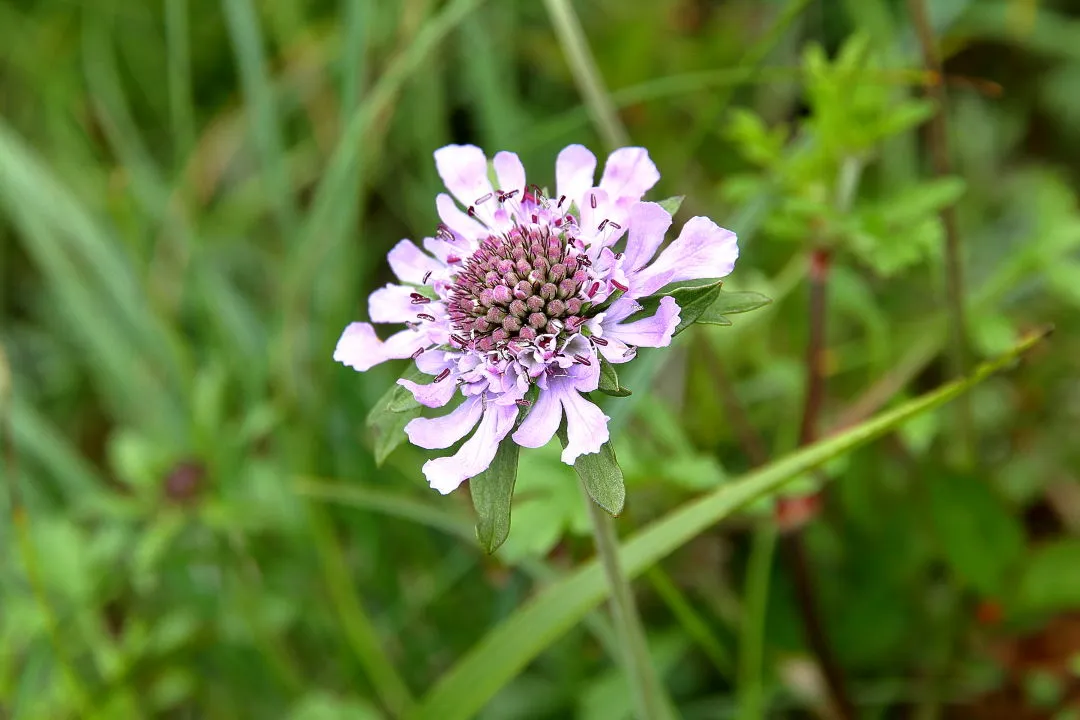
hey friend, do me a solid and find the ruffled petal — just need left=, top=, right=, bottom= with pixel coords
left=333, top=323, right=431, bottom=372
left=604, top=295, right=680, bottom=348
left=423, top=402, right=518, bottom=494
left=557, top=386, right=610, bottom=464
left=434, top=144, right=494, bottom=209
left=387, top=239, right=444, bottom=285
left=621, top=202, right=673, bottom=273
left=493, top=151, right=526, bottom=194
left=511, top=385, right=562, bottom=448
left=599, top=147, right=660, bottom=203
left=631, top=216, right=739, bottom=296
left=405, top=395, right=483, bottom=450
left=397, top=373, right=459, bottom=408
left=555, top=144, right=597, bottom=209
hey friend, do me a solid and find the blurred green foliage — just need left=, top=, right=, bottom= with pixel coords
left=3, top=0, right=1080, bottom=717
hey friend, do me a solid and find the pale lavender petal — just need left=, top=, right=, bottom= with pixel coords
left=555, top=144, right=597, bottom=209
left=381, top=327, right=438, bottom=359
left=367, top=284, right=434, bottom=324
left=387, top=239, right=444, bottom=284
left=405, top=395, right=483, bottom=450
left=604, top=296, right=680, bottom=348
left=436, top=193, right=488, bottom=241
left=602, top=296, right=643, bottom=324
left=596, top=337, right=635, bottom=364
left=493, top=151, right=526, bottom=194
left=415, top=349, right=458, bottom=375
left=557, top=386, right=610, bottom=464
left=632, top=217, right=739, bottom=296
left=599, top=147, right=660, bottom=202
left=333, top=322, right=386, bottom=372
left=423, top=403, right=518, bottom=494
left=511, top=386, right=562, bottom=448
left=578, top=188, right=610, bottom=236
left=621, top=202, right=673, bottom=273
left=434, top=144, right=494, bottom=209
left=333, top=323, right=432, bottom=372
left=568, top=355, right=601, bottom=392
left=398, top=373, right=458, bottom=408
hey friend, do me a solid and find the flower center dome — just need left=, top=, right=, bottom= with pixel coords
left=447, top=224, right=589, bottom=352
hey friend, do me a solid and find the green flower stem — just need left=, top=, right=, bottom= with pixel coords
left=542, top=0, right=629, bottom=151
left=583, top=491, right=674, bottom=720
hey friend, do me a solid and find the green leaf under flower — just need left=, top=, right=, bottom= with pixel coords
left=695, top=290, right=773, bottom=326
left=597, top=356, right=632, bottom=397
left=366, top=364, right=427, bottom=465
left=631, top=282, right=773, bottom=336
left=559, top=426, right=626, bottom=516
left=632, top=280, right=724, bottom=336
left=470, top=437, right=521, bottom=554
left=656, top=195, right=685, bottom=216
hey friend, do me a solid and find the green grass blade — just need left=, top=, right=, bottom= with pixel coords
left=410, top=330, right=1048, bottom=720
left=340, top=0, right=371, bottom=118
left=307, top=505, right=416, bottom=715
left=222, top=0, right=298, bottom=238
left=294, top=476, right=474, bottom=542
left=165, top=0, right=196, bottom=164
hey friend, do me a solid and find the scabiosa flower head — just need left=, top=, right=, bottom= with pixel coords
left=335, top=144, right=739, bottom=495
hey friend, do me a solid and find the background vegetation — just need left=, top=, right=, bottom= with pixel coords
left=2, top=0, right=1080, bottom=717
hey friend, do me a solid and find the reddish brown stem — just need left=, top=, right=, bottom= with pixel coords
left=798, top=248, right=831, bottom=446
left=785, top=247, right=856, bottom=720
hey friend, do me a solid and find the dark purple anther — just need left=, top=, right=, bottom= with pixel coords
left=422, top=270, right=433, bottom=284
left=410, top=293, right=431, bottom=305
left=611, top=279, right=628, bottom=292
left=590, top=193, right=597, bottom=209
left=573, top=354, right=592, bottom=366
left=434, top=369, right=451, bottom=383
left=592, top=336, right=609, bottom=346
left=412, top=347, right=425, bottom=358
left=416, top=313, right=436, bottom=321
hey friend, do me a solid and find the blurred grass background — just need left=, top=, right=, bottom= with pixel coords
left=3, top=0, right=1080, bottom=717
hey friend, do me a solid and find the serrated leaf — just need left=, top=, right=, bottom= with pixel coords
left=597, top=356, right=631, bottom=397
left=696, top=290, right=772, bottom=325
left=559, top=427, right=625, bottom=516
left=371, top=405, right=421, bottom=466
left=470, top=437, right=521, bottom=553
left=365, top=365, right=428, bottom=466
left=631, top=280, right=724, bottom=337
left=656, top=195, right=684, bottom=216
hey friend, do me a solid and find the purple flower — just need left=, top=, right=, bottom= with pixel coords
left=334, top=144, right=739, bottom=494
